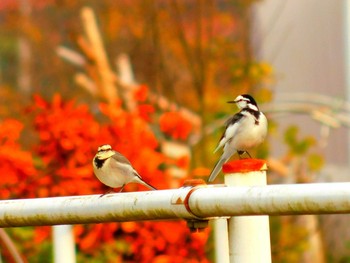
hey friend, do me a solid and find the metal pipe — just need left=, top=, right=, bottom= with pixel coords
left=213, top=218, right=229, bottom=263
left=1, top=183, right=350, bottom=227
left=53, top=225, right=76, bottom=263
left=0, top=188, right=200, bottom=227
left=224, top=162, right=271, bottom=263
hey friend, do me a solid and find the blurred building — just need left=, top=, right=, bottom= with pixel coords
left=253, top=1, right=350, bottom=261
left=252, top=0, right=349, bottom=165
left=253, top=0, right=347, bottom=164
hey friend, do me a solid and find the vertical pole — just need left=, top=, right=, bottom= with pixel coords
left=213, top=218, right=230, bottom=263
left=53, top=225, right=76, bottom=263
left=223, top=159, right=271, bottom=263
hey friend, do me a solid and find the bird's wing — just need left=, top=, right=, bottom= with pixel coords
left=214, top=112, right=244, bottom=153
left=111, top=151, right=132, bottom=166
left=111, top=151, right=156, bottom=190
left=111, top=151, right=145, bottom=178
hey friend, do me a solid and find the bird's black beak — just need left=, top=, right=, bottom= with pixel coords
left=227, top=100, right=238, bottom=104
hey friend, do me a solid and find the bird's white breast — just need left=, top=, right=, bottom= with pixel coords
left=228, top=112, right=267, bottom=151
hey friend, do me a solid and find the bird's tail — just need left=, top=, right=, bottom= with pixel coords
left=208, top=155, right=229, bottom=182
left=134, top=175, right=157, bottom=190
left=132, top=170, right=157, bottom=190
left=140, top=180, right=157, bottom=191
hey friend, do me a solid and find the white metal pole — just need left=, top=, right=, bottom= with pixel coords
left=53, top=225, right=76, bottom=263
left=3, top=183, right=350, bottom=227
left=224, top=159, right=271, bottom=263
left=213, top=218, right=230, bottom=263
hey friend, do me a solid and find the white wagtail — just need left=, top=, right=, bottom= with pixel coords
left=208, top=94, right=268, bottom=182
left=93, top=144, right=156, bottom=193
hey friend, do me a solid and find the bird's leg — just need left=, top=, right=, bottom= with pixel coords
left=118, top=184, right=126, bottom=193
left=237, top=150, right=245, bottom=159
left=237, top=150, right=252, bottom=159
left=99, top=188, right=115, bottom=198
left=245, top=151, right=252, bottom=158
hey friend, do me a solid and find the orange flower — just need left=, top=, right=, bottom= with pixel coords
left=7, top=93, right=209, bottom=261
left=0, top=119, right=36, bottom=198
left=159, top=111, right=193, bottom=140
left=133, top=84, right=149, bottom=102
left=137, top=104, right=155, bottom=121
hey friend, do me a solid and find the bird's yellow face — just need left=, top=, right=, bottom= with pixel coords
left=95, top=144, right=115, bottom=160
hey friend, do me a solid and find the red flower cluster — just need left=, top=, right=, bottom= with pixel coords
left=160, top=111, right=193, bottom=140
left=29, top=94, right=102, bottom=197
left=0, top=119, right=36, bottom=198
left=0, top=85, right=206, bottom=261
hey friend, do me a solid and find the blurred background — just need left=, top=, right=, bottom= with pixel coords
left=0, top=0, right=350, bottom=262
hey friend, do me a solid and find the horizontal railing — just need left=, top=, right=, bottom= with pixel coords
left=1, top=182, right=350, bottom=228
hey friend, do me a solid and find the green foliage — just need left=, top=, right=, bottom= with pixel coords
left=76, top=240, right=130, bottom=263
left=256, top=141, right=269, bottom=159
left=329, top=240, right=350, bottom=262
left=4, top=227, right=52, bottom=262
left=284, top=126, right=316, bottom=155
left=283, top=125, right=324, bottom=172
left=307, top=153, right=324, bottom=172
left=270, top=216, right=310, bottom=263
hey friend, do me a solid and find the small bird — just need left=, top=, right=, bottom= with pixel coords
left=92, top=144, right=156, bottom=193
left=208, top=94, right=268, bottom=182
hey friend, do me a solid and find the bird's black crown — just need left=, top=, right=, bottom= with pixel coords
left=241, top=94, right=257, bottom=106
